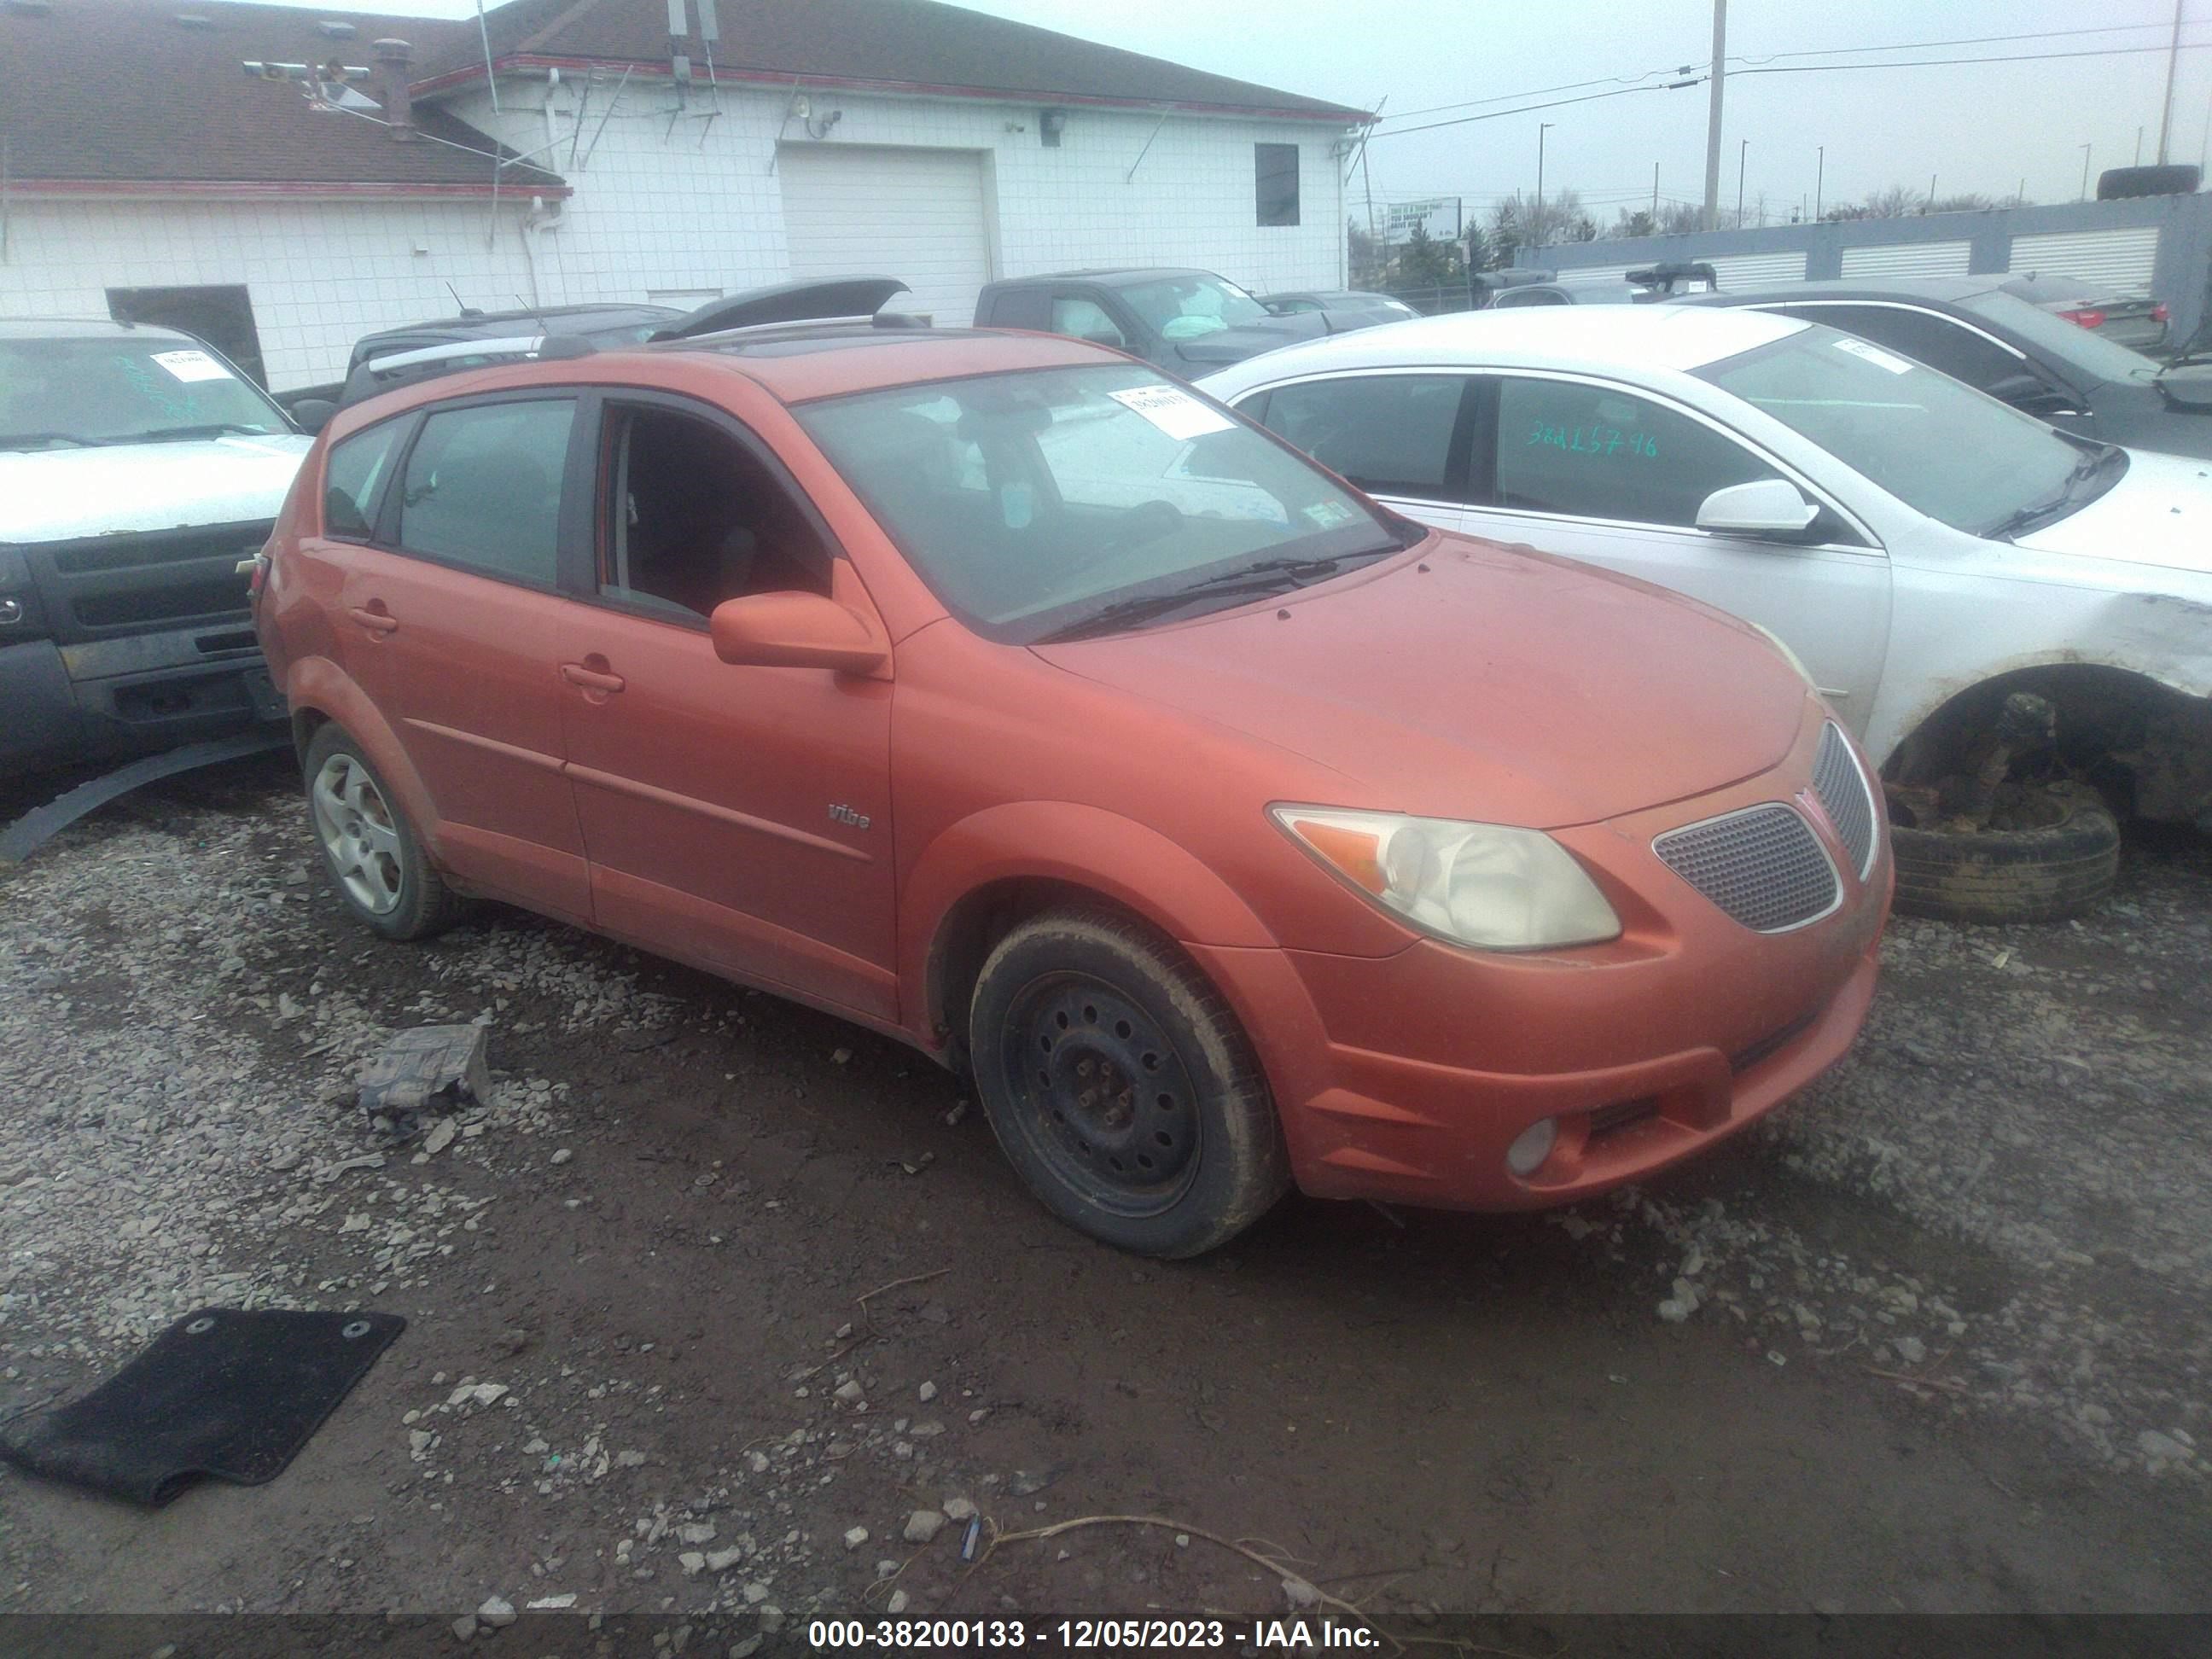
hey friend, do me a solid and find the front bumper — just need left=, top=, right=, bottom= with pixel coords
left=1191, top=703, right=1890, bottom=1210
left=0, top=628, right=282, bottom=777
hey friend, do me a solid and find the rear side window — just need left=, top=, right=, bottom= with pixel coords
left=396, top=399, right=574, bottom=584
left=323, top=420, right=405, bottom=539
left=985, top=289, right=1052, bottom=330
left=1255, top=375, right=1468, bottom=500
left=1491, top=376, right=1779, bottom=527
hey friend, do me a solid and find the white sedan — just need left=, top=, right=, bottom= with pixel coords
left=1198, top=307, right=2212, bottom=919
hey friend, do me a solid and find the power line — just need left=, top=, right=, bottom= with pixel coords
left=1367, top=79, right=1703, bottom=142
left=1732, top=39, right=2209, bottom=79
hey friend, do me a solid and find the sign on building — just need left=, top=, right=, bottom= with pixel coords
left=1384, top=197, right=1463, bottom=245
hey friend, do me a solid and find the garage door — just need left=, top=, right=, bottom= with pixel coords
left=2005, top=227, right=2161, bottom=291
left=1709, top=251, right=1807, bottom=286
left=1840, top=240, right=1972, bottom=279
left=777, top=145, right=992, bottom=327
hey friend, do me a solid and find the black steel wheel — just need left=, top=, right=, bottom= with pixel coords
left=969, top=909, right=1289, bottom=1257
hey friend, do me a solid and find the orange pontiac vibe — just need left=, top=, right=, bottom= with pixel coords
left=254, top=312, right=1890, bottom=1256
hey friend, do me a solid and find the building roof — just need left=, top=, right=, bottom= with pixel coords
left=413, top=0, right=1371, bottom=124
left=0, top=0, right=564, bottom=195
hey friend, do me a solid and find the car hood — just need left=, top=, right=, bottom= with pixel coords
left=0, top=434, right=313, bottom=542
left=1032, top=535, right=1808, bottom=829
left=2013, top=448, right=2212, bottom=573
left=1168, top=311, right=1330, bottom=367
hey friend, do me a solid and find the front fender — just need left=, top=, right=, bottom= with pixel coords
left=282, top=655, right=445, bottom=866
left=899, top=800, right=1280, bottom=1027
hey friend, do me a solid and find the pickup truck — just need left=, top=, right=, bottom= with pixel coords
left=0, top=318, right=308, bottom=776
left=974, top=268, right=1333, bottom=374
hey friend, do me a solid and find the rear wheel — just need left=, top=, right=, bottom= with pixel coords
left=303, top=723, right=462, bottom=940
left=969, top=910, right=1289, bottom=1258
left=1888, top=779, right=2120, bottom=923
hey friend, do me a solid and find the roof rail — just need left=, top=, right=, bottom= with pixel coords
left=652, top=276, right=911, bottom=341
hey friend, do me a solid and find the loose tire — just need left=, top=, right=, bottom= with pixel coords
left=1889, top=781, right=2120, bottom=924
left=303, top=722, right=463, bottom=940
left=969, top=910, right=1289, bottom=1257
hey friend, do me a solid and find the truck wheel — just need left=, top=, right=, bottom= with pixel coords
left=303, top=723, right=462, bottom=940
left=969, top=909, right=1289, bottom=1258
left=1889, top=780, right=2120, bottom=923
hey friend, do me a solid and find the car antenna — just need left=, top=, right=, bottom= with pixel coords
left=445, top=281, right=483, bottom=320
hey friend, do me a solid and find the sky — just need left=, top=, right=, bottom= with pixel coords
left=217, top=0, right=2212, bottom=226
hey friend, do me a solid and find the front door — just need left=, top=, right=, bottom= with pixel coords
left=555, top=393, right=898, bottom=1022
left=330, top=393, right=592, bottom=919
left=1467, top=372, right=1892, bottom=731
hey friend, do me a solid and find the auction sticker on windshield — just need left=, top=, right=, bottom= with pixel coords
left=1109, top=384, right=1236, bottom=441
left=150, top=348, right=235, bottom=383
left=1831, top=337, right=1914, bottom=375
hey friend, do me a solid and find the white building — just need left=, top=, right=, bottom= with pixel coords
left=0, top=0, right=1367, bottom=392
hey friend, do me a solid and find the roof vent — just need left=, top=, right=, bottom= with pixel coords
left=173, top=11, right=214, bottom=26
left=317, top=18, right=356, bottom=38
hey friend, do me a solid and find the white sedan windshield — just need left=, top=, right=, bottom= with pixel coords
left=0, top=336, right=289, bottom=451
left=1698, top=324, right=2084, bottom=535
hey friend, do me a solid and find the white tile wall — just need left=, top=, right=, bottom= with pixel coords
left=0, top=77, right=1351, bottom=389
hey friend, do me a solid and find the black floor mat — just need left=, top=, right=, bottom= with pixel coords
left=0, top=1307, right=404, bottom=1506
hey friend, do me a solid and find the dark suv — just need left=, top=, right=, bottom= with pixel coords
left=975, top=268, right=1326, bottom=373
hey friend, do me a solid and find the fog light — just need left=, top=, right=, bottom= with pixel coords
left=1505, top=1116, right=1557, bottom=1178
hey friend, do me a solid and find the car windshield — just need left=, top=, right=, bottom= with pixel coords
left=1958, top=289, right=2163, bottom=384
left=1697, top=323, right=2087, bottom=536
left=1115, top=275, right=1272, bottom=341
left=0, top=335, right=290, bottom=450
left=798, top=363, right=1406, bottom=642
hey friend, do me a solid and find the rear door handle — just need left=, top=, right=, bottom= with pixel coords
left=347, top=606, right=399, bottom=635
left=560, top=662, right=626, bottom=693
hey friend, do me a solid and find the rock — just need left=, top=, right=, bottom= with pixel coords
left=615, top=1449, right=647, bottom=1468
left=904, top=1510, right=946, bottom=1544
left=742, top=1580, right=771, bottom=1604
left=941, top=1498, right=977, bottom=1522
left=1282, top=1577, right=1321, bottom=1610
left=550, top=1148, right=573, bottom=1166
left=887, top=1590, right=911, bottom=1615
left=2139, top=1430, right=2194, bottom=1464
left=526, top=1594, right=577, bottom=1610
left=678, top=1551, right=707, bottom=1578
left=759, top=1607, right=784, bottom=1635
left=876, top=1559, right=900, bottom=1580
left=706, top=1545, right=745, bottom=1573
left=731, top=1639, right=764, bottom=1659
left=918, top=1381, right=939, bottom=1403
left=450, top=1615, right=479, bottom=1641
left=422, top=1118, right=457, bottom=1156
left=1893, top=1336, right=1927, bottom=1365
left=477, top=1596, right=516, bottom=1628
left=834, top=1379, right=864, bottom=1404
left=843, top=1526, right=870, bottom=1551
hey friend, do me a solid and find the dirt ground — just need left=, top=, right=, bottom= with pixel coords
left=2, top=753, right=2208, bottom=1641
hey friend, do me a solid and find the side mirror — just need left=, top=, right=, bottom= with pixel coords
left=1695, top=479, right=1820, bottom=539
left=710, top=591, right=889, bottom=676
left=292, top=399, right=338, bottom=435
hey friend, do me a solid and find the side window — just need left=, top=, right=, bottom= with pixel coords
left=1495, top=288, right=1566, bottom=308
left=1255, top=143, right=1301, bottom=226
left=1492, top=377, right=1780, bottom=527
left=987, top=289, right=1052, bottom=331
left=1777, top=306, right=2024, bottom=392
left=397, top=399, right=573, bottom=584
left=1050, top=297, right=1126, bottom=348
left=323, top=419, right=405, bottom=539
left=1258, top=375, right=1468, bottom=500
left=600, top=404, right=830, bottom=621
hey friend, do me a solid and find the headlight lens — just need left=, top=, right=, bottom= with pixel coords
left=1272, top=805, right=1621, bottom=951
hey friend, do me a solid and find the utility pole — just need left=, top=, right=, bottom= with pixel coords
left=1738, top=138, right=1748, bottom=228
left=1536, top=121, right=1554, bottom=236
left=2136, top=126, right=2145, bottom=166
left=1814, top=144, right=1824, bottom=223
left=2079, top=142, right=2093, bottom=200
left=1703, top=0, right=1727, bottom=230
left=1651, top=160, right=1660, bottom=224
left=1928, top=171, right=1937, bottom=212
left=2157, top=0, right=2184, bottom=163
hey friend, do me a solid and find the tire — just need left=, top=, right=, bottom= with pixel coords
left=302, top=722, right=463, bottom=940
left=1889, top=782, right=2120, bottom=924
left=969, top=909, right=1289, bottom=1258
left=2095, top=163, right=2201, bottom=200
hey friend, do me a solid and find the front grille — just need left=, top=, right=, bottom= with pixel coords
left=1811, top=722, right=1877, bottom=877
left=31, top=519, right=267, bottom=643
left=1653, top=804, right=1840, bottom=933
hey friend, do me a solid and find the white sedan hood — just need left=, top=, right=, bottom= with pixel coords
left=0, top=434, right=313, bottom=543
left=2012, top=448, right=2212, bottom=575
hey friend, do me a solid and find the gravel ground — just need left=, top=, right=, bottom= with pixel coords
left=1, top=756, right=2207, bottom=1631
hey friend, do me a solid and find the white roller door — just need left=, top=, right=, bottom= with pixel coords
left=2005, top=227, right=2161, bottom=291
left=1709, top=251, right=1807, bottom=285
left=777, top=145, right=992, bottom=326
left=1840, top=240, right=1972, bottom=278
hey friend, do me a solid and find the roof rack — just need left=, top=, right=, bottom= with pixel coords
left=652, top=276, right=912, bottom=341
left=340, top=330, right=598, bottom=406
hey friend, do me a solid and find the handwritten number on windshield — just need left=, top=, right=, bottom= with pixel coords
left=1526, top=422, right=1656, bottom=459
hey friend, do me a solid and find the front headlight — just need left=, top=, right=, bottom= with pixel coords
left=1271, top=805, right=1621, bottom=951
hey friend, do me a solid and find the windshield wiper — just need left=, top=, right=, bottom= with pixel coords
left=1036, top=551, right=1384, bottom=643
left=1985, top=443, right=2124, bottom=541
left=0, top=430, right=108, bottom=451
left=131, top=422, right=278, bottom=443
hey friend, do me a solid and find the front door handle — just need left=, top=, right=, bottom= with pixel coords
left=560, top=661, right=626, bottom=694
left=347, top=605, right=399, bottom=636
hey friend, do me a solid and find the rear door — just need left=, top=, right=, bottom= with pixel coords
left=1465, top=371, right=1892, bottom=729
left=334, top=393, right=593, bottom=919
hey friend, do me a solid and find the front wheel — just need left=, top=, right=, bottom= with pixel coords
left=969, top=910, right=1289, bottom=1258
